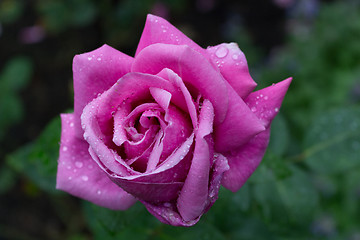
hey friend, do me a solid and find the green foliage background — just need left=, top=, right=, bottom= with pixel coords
left=0, top=0, right=359, bottom=239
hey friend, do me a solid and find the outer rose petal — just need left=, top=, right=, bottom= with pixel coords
left=206, top=43, right=257, bottom=99
left=214, top=81, right=266, bottom=153
left=222, top=129, right=271, bottom=192
left=222, top=78, right=292, bottom=192
left=56, top=114, right=136, bottom=210
left=73, top=44, right=133, bottom=138
left=135, top=14, right=206, bottom=57
left=245, top=77, right=293, bottom=128
left=142, top=151, right=229, bottom=226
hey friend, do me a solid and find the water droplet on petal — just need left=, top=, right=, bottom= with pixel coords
left=82, top=175, right=89, bottom=181
left=69, top=122, right=74, bottom=127
left=87, top=57, right=92, bottom=61
left=232, top=54, right=239, bottom=60
left=97, top=190, right=102, bottom=195
left=75, top=161, right=83, bottom=168
left=68, top=176, right=72, bottom=180
left=274, top=107, right=279, bottom=112
left=264, top=96, right=268, bottom=100
left=251, top=107, right=257, bottom=112
left=62, top=146, right=68, bottom=152
left=97, top=57, right=101, bottom=61
left=215, top=46, right=228, bottom=58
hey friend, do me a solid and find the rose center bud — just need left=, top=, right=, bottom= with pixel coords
left=111, top=90, right=193, bottom=173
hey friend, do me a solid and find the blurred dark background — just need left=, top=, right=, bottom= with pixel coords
left=1, top=0, right=360, bottom=239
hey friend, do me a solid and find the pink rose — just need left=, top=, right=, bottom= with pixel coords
left=56, top=14, right=291, bottom=226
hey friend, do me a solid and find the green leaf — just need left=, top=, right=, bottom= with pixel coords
left=262, top=153, right=292, bottom=180
left=0, top=56, right=33, bottom=92
left=161, top=222, right=226, bottom=240
left=0, top=57, right=32, bottom=139
left=0, top=93, right=23, bottom=139
left=0, top=165, right=16, bottom=194
left=268, top=114, right=290, bottom=156
left=6, top=116, right=61, bottom=193
left=251, top=164, right=319, bottom=228
left=83, top=201, right=162, bottom=240
left=304, top=107, right=360, bottom=174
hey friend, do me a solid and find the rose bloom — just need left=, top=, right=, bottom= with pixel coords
left=57, top=14, right=291, bottom=226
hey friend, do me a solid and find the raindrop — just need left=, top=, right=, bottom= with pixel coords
left=215, top=46, right=228, bottom=58
left=70, top=122, right=74, bottom=127
left=251, top=107, right=257, bottom=112
left=82, top=175, right=89, bottom=181
left=97, top=57, right=101, bottom=61
left=97, top=190, right=102, bottom=195
left=67, top=165, right=71, bottom=170
left=232, top=54, right=239, bottom=60
left=162, top=29, right=167, bottom=33
left=264, top=96, right=268, bottom=100
left=75, top=161, right=83, bottom=168
left=87, top=57, right=92, bottom=61
left=62, top=146, right=68, bottom=152
left=68, top=176, right=72, bottom=180
left=274, top=107, right=279, bottom=112
left=163, top=202, right=171, bottom=207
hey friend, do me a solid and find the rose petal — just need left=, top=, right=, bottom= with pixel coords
left=56, top=114, right=136, bottom=210
left=94, top=72, right=176, bottom=137
left=73, top=45, right=133, bottom=138
left=221, top=129, right=271, bottom=192
left=108, top=134, right=195, bottom=202
left=206, top=43, right=257, bottom=99
left=149, top=87, right=171, bottom=111
left=204, top=153, right=229, bottom=211
left=177, top=99, right=214, bottom=221
left=136, top=14, right=206, bottom=57
left=245, top=77, right=293, bottom=128
left=143, top=201, right=198, bottom=227
left=214, top=81, right=266, bottom=153
left=132, top=43, right=228, bottom=125
left=112, top=134, right=194, bottom=183
left=165, top=69, right=198, bottom=128
left=161, top=105, right=193, bottom=161
left=221, top=78, right=292, bottom=192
